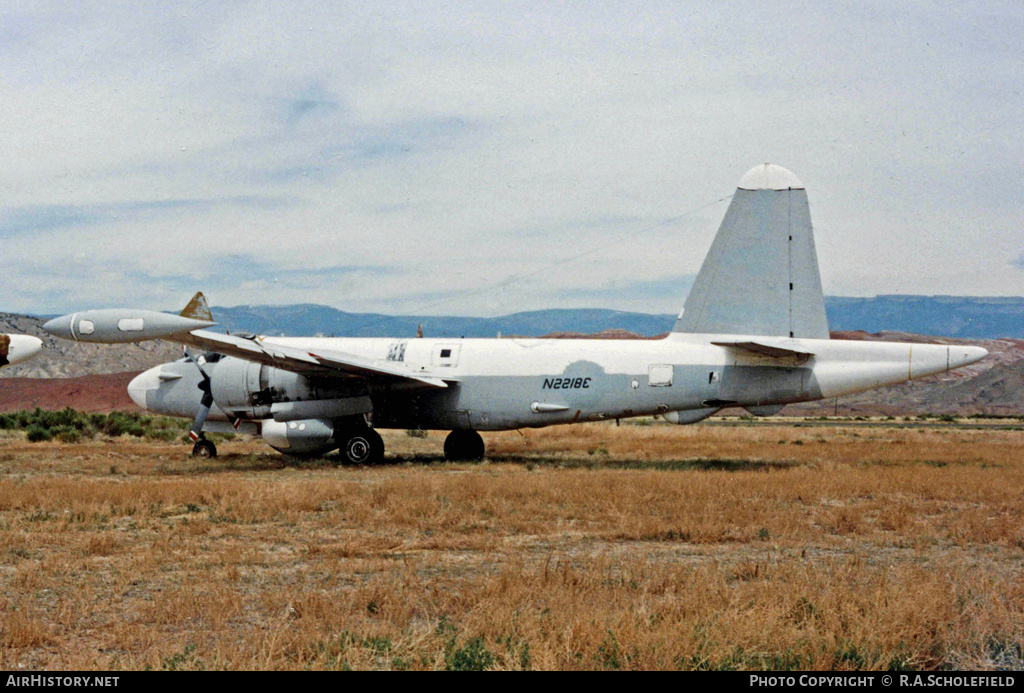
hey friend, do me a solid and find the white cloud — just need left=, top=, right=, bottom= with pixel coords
left=2, top=1, right=1022, bottom=316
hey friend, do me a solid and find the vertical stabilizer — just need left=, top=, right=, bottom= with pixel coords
left=673, top=164, right=829, bottom=339
left=180, top=291, right=213, bottom=323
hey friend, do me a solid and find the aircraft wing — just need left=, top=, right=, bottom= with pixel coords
left=180, top=329, right=450, bottom=389
left=711, top=339, right=815, bottom=361
left=42, top=292, right=448, bottom=389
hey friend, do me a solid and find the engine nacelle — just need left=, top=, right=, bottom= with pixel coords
left=208, top=356, right=268, bottom=418
left=207, top=356, right=370, bottom=421
left=261, top=418, right=336, bottom=456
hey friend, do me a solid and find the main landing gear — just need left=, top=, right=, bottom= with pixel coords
left=443, top=429, right=485, bottom=461
left=333, top=428, right=485, bottom=464
left=335, top=426, right=385, bottom=465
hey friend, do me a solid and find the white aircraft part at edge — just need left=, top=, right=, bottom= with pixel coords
left=1, top=334, right=43, bottom=368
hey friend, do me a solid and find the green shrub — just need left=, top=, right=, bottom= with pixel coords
left=444, top=634, right=495, bottom=667
left=55, top=427, right=82, bottom=444
left=145, top=429, right=179, bottom=442
left=99, top=412, right=146, bottom=437
left=445, top=637, right=494, bottom=671
left=25, top=425, right=53, bottom=442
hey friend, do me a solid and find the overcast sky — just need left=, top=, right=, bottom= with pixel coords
left=2, top=1, right=1021, bottom=317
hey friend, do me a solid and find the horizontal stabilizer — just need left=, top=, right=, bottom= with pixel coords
left=712, top=340, right=815, bottom=360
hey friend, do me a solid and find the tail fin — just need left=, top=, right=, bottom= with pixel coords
left=673, top=164, right=829, bottom=339
left=180, top=291, right=213, bottom=323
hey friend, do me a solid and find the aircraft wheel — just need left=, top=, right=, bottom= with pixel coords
left=443, top=429, right=485, bottom=461
left=192, top=438, right=217, bottom=458
left=338, top=427, right=385, bottom=465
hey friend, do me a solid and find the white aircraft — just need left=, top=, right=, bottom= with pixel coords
left=43, top=164, right=988, bottom=462
left=0, top=333, right=43, bottom=369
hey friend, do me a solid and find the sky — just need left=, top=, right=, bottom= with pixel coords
left=2, top=1, right=1021, bottom=317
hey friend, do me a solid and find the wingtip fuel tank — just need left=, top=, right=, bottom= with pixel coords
left=43, top=310, right=215, bottom=343
left=1, top=334, right=43, bottom=367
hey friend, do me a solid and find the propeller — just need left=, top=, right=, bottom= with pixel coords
left=188, top=351, right=214, bottom=443
left=183, top=347, right=239, bottom=442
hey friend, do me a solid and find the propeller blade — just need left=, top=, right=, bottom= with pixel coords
left=189, top=400, right=212, bottom=442
left=185, top=350, right=242, bottom=439
left=188, top=362, right=215, bottom=442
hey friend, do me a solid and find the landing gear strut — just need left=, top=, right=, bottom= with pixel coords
left=444, top=429, right=485, bottom=461
left=192, top=437, right=217, bottom=458
left=336, top=427, right=385, bottom=465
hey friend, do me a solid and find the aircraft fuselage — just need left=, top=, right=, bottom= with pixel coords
left=129, top=333, right=985, bottom=432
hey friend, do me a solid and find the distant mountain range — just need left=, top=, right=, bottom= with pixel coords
left=824, top=296, right=1024, bottom=340
left=207, top=295, right=1024, bottom=340
left=210, top=304, right=675, bottom=339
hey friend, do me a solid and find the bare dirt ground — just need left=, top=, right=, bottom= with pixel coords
left=0, top=373, right=139, bottom=413
left=1, top=420, right=1022, bottom=671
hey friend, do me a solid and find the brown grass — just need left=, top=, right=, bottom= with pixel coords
left=0, top=419, right=1022, bottom=670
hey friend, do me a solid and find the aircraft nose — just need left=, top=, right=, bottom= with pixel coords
left=43, top=315, right=74, bottom=340
left=128, top=366, right=162, bottom=410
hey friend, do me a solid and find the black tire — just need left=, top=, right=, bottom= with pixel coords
left=443, top=429, right=485, bottom=461
left=338, top=427, right=385, bottom=465
left=192, top=438, right=217, bottom=458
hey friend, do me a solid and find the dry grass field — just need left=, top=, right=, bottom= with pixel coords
left=1, top=417, right=1023, bottom=671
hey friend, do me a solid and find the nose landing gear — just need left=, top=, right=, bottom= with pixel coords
left=192, top=437, right=217, bottom=458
